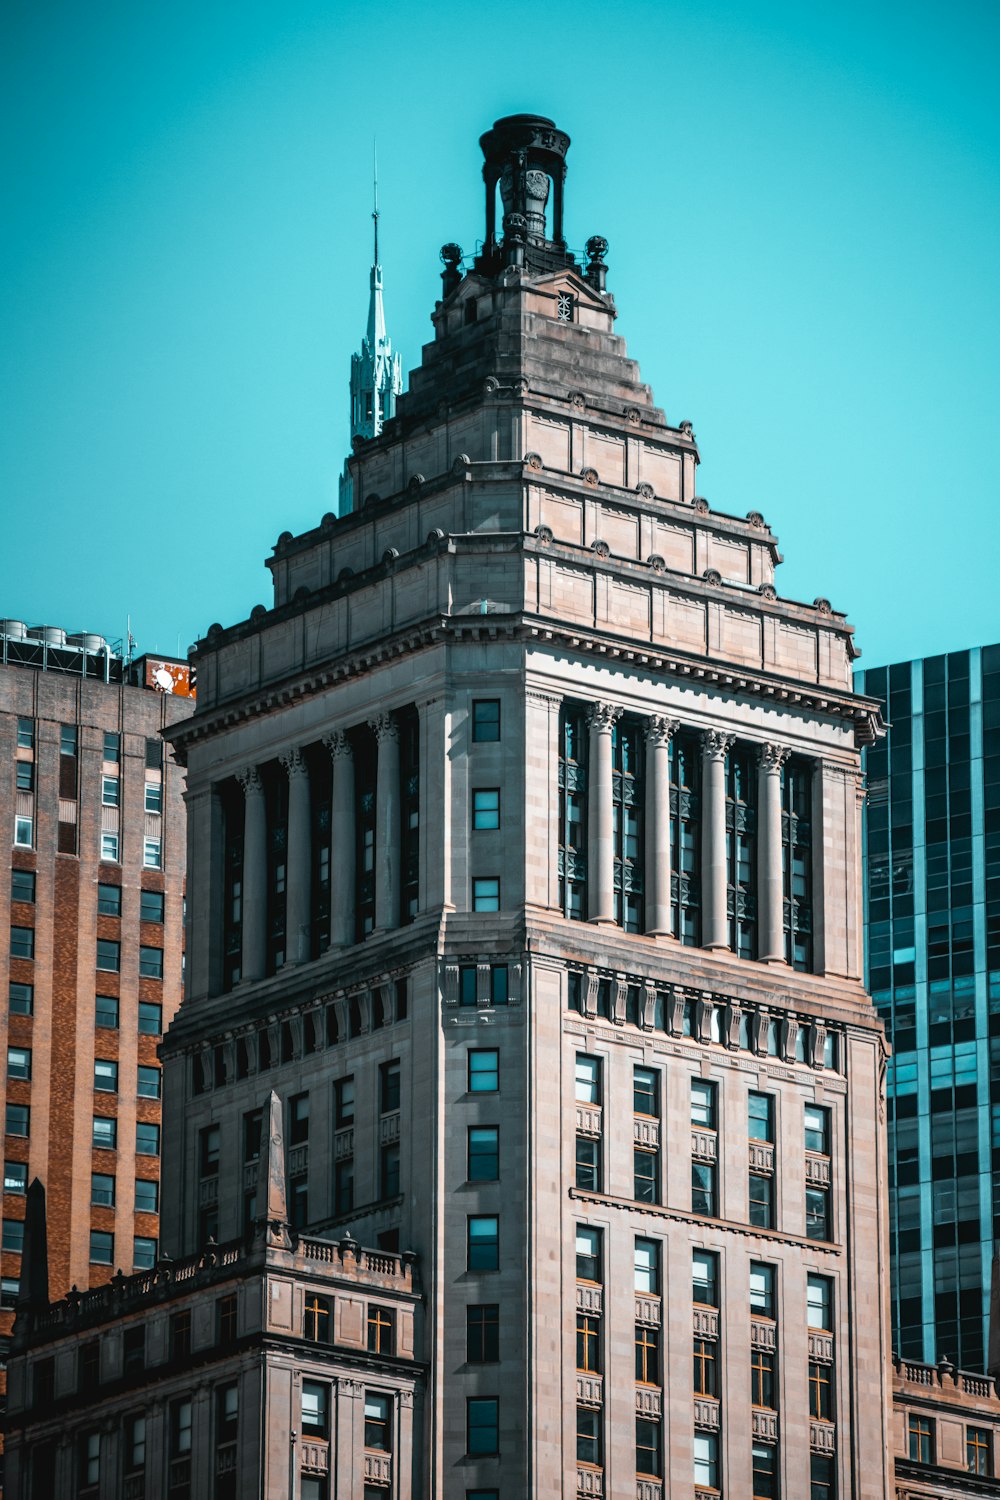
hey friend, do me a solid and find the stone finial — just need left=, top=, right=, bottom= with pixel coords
left=17, top=1178, right=49, bottom=1317
left=987, top=1245, right=1000, bottom=1376
left=260, top=1090, right=292, bottom=1249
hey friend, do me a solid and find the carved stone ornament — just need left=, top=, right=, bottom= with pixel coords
left=206, top=622, right=223, bottom=641
left=746, top=510, right=765, bottom=528
left=533, top=524, right=553, bottom=544
left=624, top=406, right=641, bottom=423
left=514, top=376, right=530, bottom=395
left=692, top=496, right=710, bottom=514
left=679, top=419, right=695, bottom=437
left=759, top=742, right=791, bottom=773
left=280, top=747, right=308, bottom=781
left=407, top=474, right=424, bottom=495
left=569, top=391, right=586, bottom=409
left=581, top=467, right=599, bottom=487
left=426, top=528, right=446, bottom=550
left=646, top=553, right=666, bottom=573
left=369, top=712, right=399, bottom=744
left=483, top=376, right=500, bottom=394
left=293, top=586, right=309, bottom=603
left=237, top=765, right=263, bottom=797
left=814, top=597, right=832, bottom=615
left=590, top=537, right=610, bottom=557
left=646, top=715, right=678, bottom=746
left=703, top=729, right=735, bottom=760
left=337, top=566, right=355, bottom=582
left=636, top=482, right=655, bottom=499
left=250, top=603, right=267, bottom=622
left=525, top=451, right=543, bottom=471
left=587, top=702, right=623, bottom=733
left=759, top=583, right=777, bottom=601
left=702, top=568, right=722, bottom=586
left=321, top=511, right=337, bottom=530
left=382, top=547, right=399, bottom=569
left=453, top=453, right=471, bottom=475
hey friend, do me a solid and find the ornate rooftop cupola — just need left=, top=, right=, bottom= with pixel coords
left=339, top=153, right=403, bottom=513
left=473, top=113, right=576, bottom=277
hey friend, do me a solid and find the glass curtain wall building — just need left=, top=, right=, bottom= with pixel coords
left=859, top=645, right=1000, bottom=1369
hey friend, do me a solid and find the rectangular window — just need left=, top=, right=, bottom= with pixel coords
left=726, top=743, right=758, bottom=957
left=6, top=1103, right=29, bottom=1137
left=143, top=838, right=162, bottom=869
left=101, top=776, right=119, bottom=807
left=126, top=1414, right=145, bottom=1474
left=611, top=716, right=644, bottom=931
left=134, top=1235, right=157, bottom=1269
left=79, top=1430, right=100, bottom=1489
left=92, top=1116, right=117, bottom=1150
left=90, top=1229, right=114, bottom=1264
left=636, top=1417, right=662, bottom=1478
left=468, top=1125, right=499, bottom=1182
left=334, top=1156, right=354, bottom=1214
left=96, top=938, right=120, bottom=972
left=2, top=1219, right=24, bottom=1253
left=100, top=832, right=119, bottom=862
left=748, top=1091, right=774, bottom=1141
left=808, top=1360, right=832, bottom=1420
left=634, top=1147, right=659, bottom=1204
left=134, top=1178, right=158, bottom=1214
left=691, top=1077, right=717, bottom=1128
left=810, top=1454, right=835, bottom=1500
left=200, top=1125, right=221, bottom=1177
left=693, top=1336, right=718, bottom=1395
left=782, top=757, right=813, bottom=970
left=17, top=718, right=35, bottom=749
left=908, top=1414, right=934, bottom=1463
left=490, top=964, right=508, bottom=1005
left=472, top=788, right=500, bottom=830
left=301, top=1380, right=328, bottom=1435
left=559, top=704, right=588, bottom=919
left=751, top=1262, right=776, bottom=1318
left=61, top=724, right=78, bottom=757
left=752, top=1349, right=777, bottom=1409
left=693, top=1249, right=719, bottom=1306
left=242, top=1109, right=263, bottom=1162
left=467, top=1303, right=500, bottom=1363
left=749, top=1173, right=774, bottom=1228
left=97, top=882, right=121, bottom=917
left=576, top=1312, right=601, bottom=1372
left=144, top=782, right=163, bottom=814
left=103, top=731, right=120, bottom=762
left=467, top=1215, right=499, bottom=1271
left=692, top=1161, right=716, bottom=1216
left=635, top=1323, right=659, bottom=1384
left=10, top=981, right=33, bottom=1015
left=304, top=1294, right=331, bottom=1342
left=805, top=1104, right=830, bottom=1155
left=575, top=1135, right=601, bottom=1192
left=139, top=944, right=163, bottom=978
left=91, top=1172, right=115, bottom=1206
left=694, top=1432, right=718, bottom=1490
left=633, top=1066, right=658, bottom=1116
left=575, top=1054, right=601, bottom=1105
left=576, top=1225, right=602, bottom=1283
left=806, top=1186, right=831, bottom=1241
left=459, top=965, right=478, bottom=1006
left=7, top=1046, right=31, bottom=1080
left=807, top=1274, right=832, bottom=1330
left=472, top=877, right=500, bottom=911
left=145, top=737, right=163, bottom=770
left=634, top=1237, right=659, bottom=1294
left=334, top=1076, right=355, bottom=1127
left=136, top=1122, right=160, bottom=1156
left=576, top=1405, right=601, bottom=1467
left=15, top=761, right=34, bottom=792
left=379, top=1060, right=401, bottom=1113
left=217, top=1293, right=237, bottom=1344
left=140, top=889, right=165, bottom=923
left=752, top=1442, right=779, bottom=1499
left=968, top=1426, right=992, bottom=1476
left=379, top=1141, right=400, bottom=1198
left=138, top=1000, right=162, bottom=1034
left=122, top=1329, right=145, bottom=1379
left=14, top=815, right=33, bottom=847
left=468, top=1049, right=499, bottom=1092
left=11, top=925, right=34, bottom=960
left=96, top=994, right=119, bottom=1029
left=94, top=1059, right=118, bottom=1093
left=137, top=1065, right=161, bottom=1099
left=217, top=1382, right=239, bottom=1440
left=472, top=700, right=500, bottom=742
left=365, top=1392, right=392, bottom=1451
left=170, top=1399, right=192, bottom=1456
left=78, top=1338, right=100, bottom=1390
left=4, top=1160, right=28, bottom=1194
left=11, top=869, right=35, bottom=903
left=671, top=731, right=702, bottom=944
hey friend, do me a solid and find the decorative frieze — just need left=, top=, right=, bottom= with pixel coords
left=576, top=1284, right=603, bottom=1315
left=635, top=1294, right=662, bottom=1326
left=693, top=1397, right=720, bottom=1430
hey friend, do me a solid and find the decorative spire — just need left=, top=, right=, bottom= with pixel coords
left=339, top=144, right=403, bottom=514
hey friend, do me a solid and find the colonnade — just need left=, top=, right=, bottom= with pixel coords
left=585, top=703, right=793, bottom=961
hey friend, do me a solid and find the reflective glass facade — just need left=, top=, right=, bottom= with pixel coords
left=859, top=645, right=1000, bottom=1369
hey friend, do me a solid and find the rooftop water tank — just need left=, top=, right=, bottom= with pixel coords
left=67, top=632, right=109, bottom=653
left=0, top=619, right=27, bottom=639
left=27, top=625, right=67, bottom=647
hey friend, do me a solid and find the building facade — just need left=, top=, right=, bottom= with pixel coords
left=0, top=625, right=192, bottom=1396
left=6, top=115, right=902, bottom=1498
left=859, top=647, right=1000, bottom=1370
left=892, top=1355, right=1000, bottom=1497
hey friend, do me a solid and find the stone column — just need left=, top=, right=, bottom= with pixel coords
left=281, top=748, right=312, bottom=966
left=184, top=782, right=224, bottom=1000
left=324, top=731, right=356, bottom=948
left=701, top=730, right=733, bottom=950
left=587, top=702, right=620, bottom=924
left=237, top=765, right=267, bottom=983
left=758, top=743, right=790, bottom=963
left=644, top=716, right=677, bottom=936
left=370, top=712, right=400, bottom=931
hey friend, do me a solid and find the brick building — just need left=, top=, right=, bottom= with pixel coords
left=0, top=625, right=191, bottom=1408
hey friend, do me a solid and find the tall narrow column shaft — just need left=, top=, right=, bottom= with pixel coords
left=645, top=716, right=677, bottom=936
left=371, top=713, right=400, bottom=931
left=758, top=743, right=789, bottom=963
left=701, top=731, right=733, bottom=950
left=587, top=703, right=620, bottom=924
left=326, top=731, right=356, bottom=947
left=281, top=748, right=312, bottom=965
left=238, top=765, right=267, bottom=983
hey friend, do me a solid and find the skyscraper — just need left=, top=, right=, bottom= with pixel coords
left=6, top=116, right=896, bottom=1499
left=859, top=645, right=1000, bottom=1371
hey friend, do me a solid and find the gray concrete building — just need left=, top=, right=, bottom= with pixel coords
left=6, top=115, right=898, bottom=1498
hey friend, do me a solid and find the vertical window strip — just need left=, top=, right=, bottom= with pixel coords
left=726, top=744, right=758, bottom=958
left=613, top=717, right=644, bottom=932
left=670, top=732, right=701, bottom=944
left=400, top=708, right=420, bottom=924
left=782, top=758, right=813, bottom=970
left=559, top=705, right=588, bottom=919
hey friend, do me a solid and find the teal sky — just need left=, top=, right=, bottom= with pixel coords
left=2, top=0, right=998, bottom=669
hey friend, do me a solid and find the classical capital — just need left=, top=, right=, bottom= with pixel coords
left=702, top=729, right=734, bottom=762
left=368, top=711, right=399, bottom=744
left=279, top=747, right=308, bottom=781
left=646, top=715, right=679, bottom=747
left=236, top=764, right=263, bottom=797
left=586, top=702, right=622, bottom=734
left=759, top=742, right=791, bottom=773
left=323, top=728, right=353, bottom=761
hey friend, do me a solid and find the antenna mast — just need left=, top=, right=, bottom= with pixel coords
left=372, top=139, right=379, bottom=266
